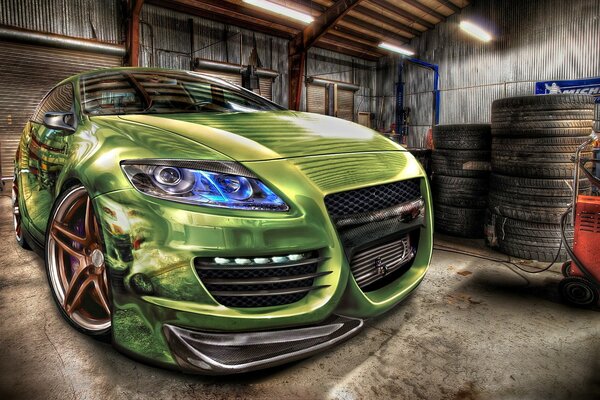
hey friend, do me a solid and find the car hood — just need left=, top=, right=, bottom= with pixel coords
left=115, top=111, right=403, bottom=161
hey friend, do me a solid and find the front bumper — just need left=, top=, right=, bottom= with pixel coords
left=164, top=315, right=363, bottom=374
left=93, top=151, right=432, bottom=373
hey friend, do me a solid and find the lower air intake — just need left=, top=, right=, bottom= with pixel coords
left=194, top=252, right=330, bottom=308
left=349, top=235, right=415, bottom=291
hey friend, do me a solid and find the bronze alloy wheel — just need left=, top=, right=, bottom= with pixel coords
left=47, top=186, right=111, bottom=333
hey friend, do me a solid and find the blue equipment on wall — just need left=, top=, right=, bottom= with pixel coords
left=396, top=58, right=440, bottom=144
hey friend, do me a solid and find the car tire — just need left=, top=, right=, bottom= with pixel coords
left=432, top=175, right=488, bottom=208
left=432, top=150, right=491, bottom=178
left=45, top=185, right=112, bottom=338
left=432, top=124, right=491, bottom=150
left=434, top=204, right=486, bottom=238
left=490, top=173, right=590, bottom=198
left=492, top=135, right=591, bottom=153
left=488, top=197, right=567, bottom=224
left=491, top=94, right=596, bottom=113
left=12, top=177, right=30, bottom=249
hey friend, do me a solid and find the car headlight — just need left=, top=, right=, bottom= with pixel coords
left=121, top=160, right=289, bottom=211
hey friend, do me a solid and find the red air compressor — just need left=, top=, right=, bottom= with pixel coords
left=560, top=132, right=600, bottom=307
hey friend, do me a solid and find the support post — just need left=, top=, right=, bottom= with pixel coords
left=127, top=0, right=144, bottom=66
left=288, top=0, right=364, bottom=110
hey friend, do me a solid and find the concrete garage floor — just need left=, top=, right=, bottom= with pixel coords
left=0, top=194, right=598, bottom=400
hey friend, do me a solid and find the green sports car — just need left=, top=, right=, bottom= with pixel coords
left=12, top=68, right=432, bottom=374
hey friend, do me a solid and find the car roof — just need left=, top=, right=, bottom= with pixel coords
left=58, top=67, right=212, bottom=86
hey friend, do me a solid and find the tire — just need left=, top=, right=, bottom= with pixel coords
left=492, top=136, right=590, bottom=152
left=492, top=127, right=593, bottom=138
left=492, top=150, right=590, bottom=163
left=12, top=177, right=30, bottom=249
left=432, top=149, right=491, bottom=178
left=434, top=204, right=486, bottom=238
left=491, top=94, right=596, bottom=112
left=433, top=124, right=491, bottom=150
left=489, top=214, right=569, bottom=261
left=491, top=95, right=595, bottom=138
left=498, top=237, right=568, bottom=262
left=491, top=113, right=594, bottom=130
left=432, top=175, right=488, bottom=208
left=488, top=197, right=567, bottom=224
left=490, top=173, right=589, bottom=198
left=490, top=160, right=577, bottom=179
left=491, top=215, right=573, bottom=240
left=489, top=190, right=571, bottom=208
left=559, top=276, right=599, bottom=307
left=492, top=109, right=594, bottom=121
left=45, top=185, right=111, bottom=338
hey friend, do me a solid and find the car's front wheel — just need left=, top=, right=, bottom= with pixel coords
left=12, top=177, right=29, bottom=249
left=45, top=185, right=111, bottom=337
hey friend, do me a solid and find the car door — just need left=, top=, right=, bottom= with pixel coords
left=21, top=83, right=74, bottom=240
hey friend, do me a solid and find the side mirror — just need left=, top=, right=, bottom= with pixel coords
left=43, top=111, right=76, bottom=133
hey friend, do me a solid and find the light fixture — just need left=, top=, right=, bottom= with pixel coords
left=378, top=42, right=415, bottom=56
left=243, top=0, right=314, bottom=24
left=459, top=21, right=492, bottom=42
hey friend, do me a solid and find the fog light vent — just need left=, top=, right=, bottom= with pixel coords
left=194, top=251, right=330, bottom=308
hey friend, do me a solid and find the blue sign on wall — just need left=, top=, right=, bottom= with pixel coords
left=536, top=77, right=600, bottom=102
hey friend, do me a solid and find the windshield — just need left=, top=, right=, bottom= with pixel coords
left=79, top=70, right=284, bottom=115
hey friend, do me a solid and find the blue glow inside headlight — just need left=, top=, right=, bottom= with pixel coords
left=121, top=163, right=289, bottom=211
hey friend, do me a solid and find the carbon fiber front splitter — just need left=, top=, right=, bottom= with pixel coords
left=163, top=315, right=364, bottom=374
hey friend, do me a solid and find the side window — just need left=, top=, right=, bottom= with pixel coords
left=31, top=83, right=74, bottom=124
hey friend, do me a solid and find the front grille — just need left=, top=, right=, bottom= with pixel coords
left=325, top=179, right=423, bottom=290
left=194, top=253, right=330, bottom=308
left=324, top=179, right=421, bottom=218
left=349, top=236, right=415, bottom=290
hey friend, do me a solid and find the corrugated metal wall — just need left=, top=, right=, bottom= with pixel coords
left=0, top=0, right=123, bottom=43
left=140, top=4, right=289, bottom=106
left=306, top=47, right=376, bottom=119
left=379, top=0, right=600, bottom=147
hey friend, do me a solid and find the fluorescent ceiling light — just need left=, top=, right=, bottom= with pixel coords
left=378, top=42, right=415, bottom=56
left=243, top=0, right=314, bottom=24
left=460, top=21, right=492, bottom=42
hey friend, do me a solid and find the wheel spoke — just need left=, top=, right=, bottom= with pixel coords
left=50, top=231, right=85, bottom=263
left=65, top=275, right=94, bottom=315
left=53, top=221, right=86, bottom=244
left=93, top=277, right=111, bottom=316
left=84, top=197, right=94, bottom=241
left=93, top=217, right=101, bottom=240
left=63, top=263, right=92, bottom=306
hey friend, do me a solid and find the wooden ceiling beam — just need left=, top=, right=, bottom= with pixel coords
left=342, top=15, right=411, bottom=43
left=323, top=32, right=384, bottom=56
left=436, top=0, right=461, bottom=13
left=368, top=0, right=434, bottom=29
left=353, top=5, right=421, bottom=36
left=294, top=0, right=426, bottom=35
left=402, top=0, right=447, bottom=21
left=148, top=0, right=301, bottom=35
left=332, top=25, right=381, bottom=45
left=315, top=40, right=379, bottom=61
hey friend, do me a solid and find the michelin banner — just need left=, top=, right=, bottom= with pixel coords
left=536, top=77, right=600, bottom=102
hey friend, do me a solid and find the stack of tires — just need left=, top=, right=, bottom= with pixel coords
left=487, top=94, right=595, bottom=261
left=432, top=124, right=492, bottom=237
